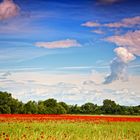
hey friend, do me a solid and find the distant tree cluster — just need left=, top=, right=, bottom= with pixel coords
left=0, top=91, right=140, bottom=115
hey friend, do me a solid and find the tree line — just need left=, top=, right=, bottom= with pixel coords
left=0, top=91, right=140, bottom=115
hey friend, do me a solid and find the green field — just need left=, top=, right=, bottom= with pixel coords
left=0, top=120, right=140, bottom=140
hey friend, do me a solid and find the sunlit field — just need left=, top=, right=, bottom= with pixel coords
left=0, top=115, right=140, bottom=140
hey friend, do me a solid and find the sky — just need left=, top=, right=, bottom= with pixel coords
left=0, top=0, right=140, bottom=105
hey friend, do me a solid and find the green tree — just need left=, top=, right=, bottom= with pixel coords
left=43, top=98, right=66, bottom=114
left=69, top=104, right=81, bottom=114
left=23, top=101, right=38, bottom=114
left=81, top=103, right=97, bottom=114
left=56, top=104, right=66, bottom=114
left=102, top=99, right=118, bottom=114
left=0, top=91, right=12, bottom=113
left=58, top=102, right=69, bottom=113
left=44, top=98, right=57, bottom=107
left=38, top=101, right=46, bottom=114
left=0, top=91, right=140, bottom=115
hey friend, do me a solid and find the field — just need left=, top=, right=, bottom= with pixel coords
left=0, top=115, right=140, bottom=140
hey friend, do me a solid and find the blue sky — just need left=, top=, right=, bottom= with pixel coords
left=0, top=0, right=140, bottom=105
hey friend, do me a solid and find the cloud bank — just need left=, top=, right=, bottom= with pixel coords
left=0, top=71, right=139, bottom=105
left=35, top=39, right=81, bottom=49
left=0, top=0, right=20, bottom=20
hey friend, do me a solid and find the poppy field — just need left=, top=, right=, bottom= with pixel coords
left=0, top=114, right=140, bottom=140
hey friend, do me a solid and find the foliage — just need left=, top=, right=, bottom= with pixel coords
left=0, top=91, right=140, bottom=115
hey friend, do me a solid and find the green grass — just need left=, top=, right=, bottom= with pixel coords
left=0, top=120, right=140, bottom=140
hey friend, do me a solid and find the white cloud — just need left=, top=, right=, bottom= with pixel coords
left=1, top=71, right=11, bottom=77
left=0, top=71, right=11, bottom=80
left=103, top=47, right=135, bottom=84
left=0, top=71, right=140, bottom=105
left=104, top=31, right=140, bottom=84
left=81, top=21, right=101, bottom=27
left=106, top=30, right=140, bottom=56
left=104, top=16, right=140, bottom=28
left=0, top=0, right=20, bottom=20
left=103, top=58, right=128, bottom=84
left=58, top=66, right=93, bottom=70
left=114, top=47, right=135, bottom=63
left=91, top=29, right=104, bottom=34
left=35, top=39, right=81, bottom=49
left=82, top=16, right=140, bottom=28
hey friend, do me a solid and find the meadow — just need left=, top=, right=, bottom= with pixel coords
left=0, top=115, right=140, bottom=140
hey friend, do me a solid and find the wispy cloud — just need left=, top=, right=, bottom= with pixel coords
left=58, top=66, right=93, bottom=70
left=35, top=39, right=81, bottom=49
left=0, top=17, right=44, bottom=34
left=129, top=64, right=140, bottom=68
left=58, top=65, right=109, bottom=71
left=0, top=71, right=11, bottom=80
left=0, top=0, right=20, bottom=20
left=82, top=16, right=140, bottom=28
left=91, top=29, right=104, bottom=34
left=81, top=21, right=101, bottom=27
left=104, top=16, right=140, bottom=28
left=97, top=0, right=122, bottom=5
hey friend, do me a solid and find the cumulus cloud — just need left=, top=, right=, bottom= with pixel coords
left=35, top=39, right=81, bottom=49
left=104, top=30, right=140, bottom=84
left=106, top=30, right=140, bottom=56
left=0, top=0, right=20, bottom=20
left=104, top=46, right=135, bottom=85
left=103, top=58, right=128, bottom=84
left=114, top=47, right=135, bottom=63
